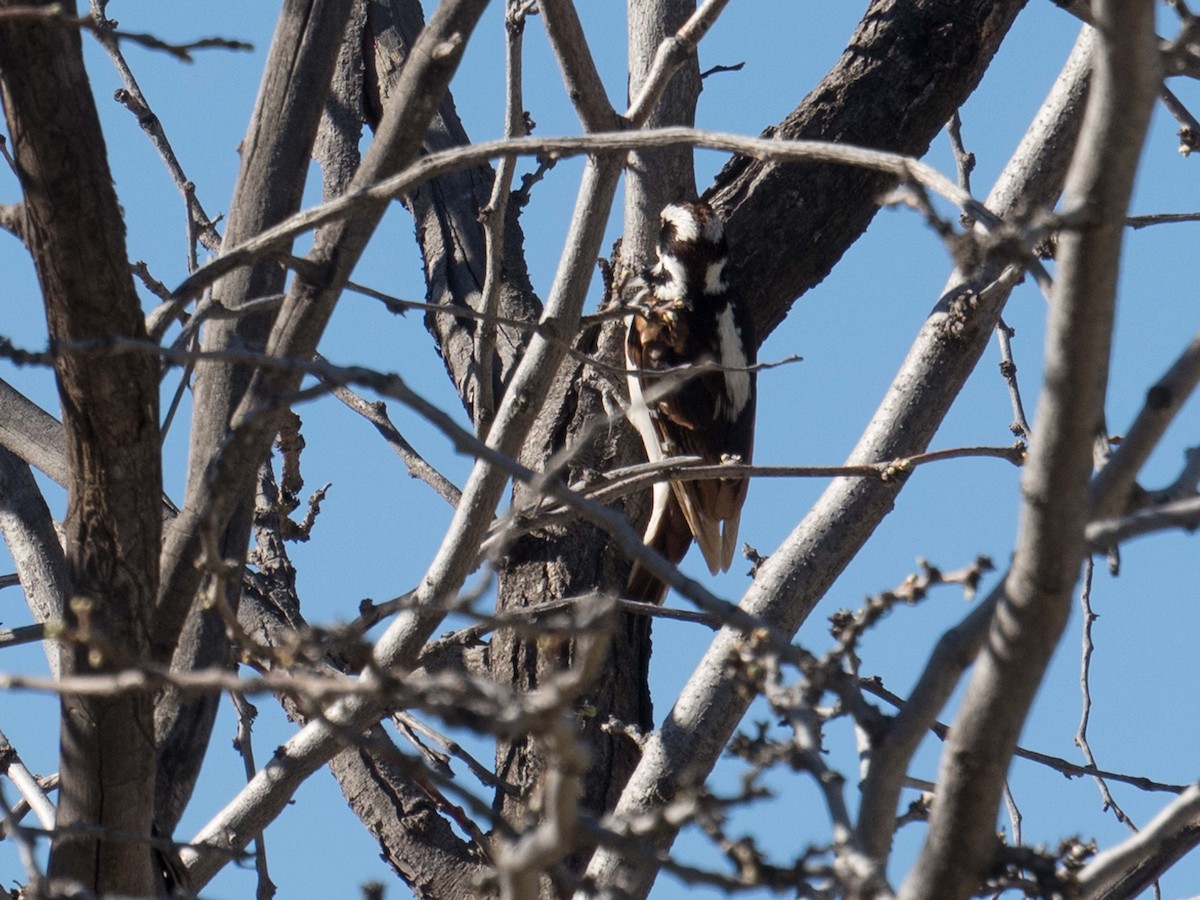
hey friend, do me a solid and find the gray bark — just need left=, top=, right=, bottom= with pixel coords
left=855, top=25, right=1096, bottom=863
left=155, top=0, right=357, bottom=832
left=0, top=0, right=164, bottom=890
left=710, top=0, right=1029, bottom=343
left=900, top=2, right=1159, bottom=894
left=624, top=0, right=700, bottom=262
left=179, top=1, right=495, bottom=885
left=0, top=445, right=67, bottom=676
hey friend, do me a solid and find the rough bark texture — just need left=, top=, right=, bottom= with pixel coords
left=709, top=0, right=1029, bottom=342
left=295, top=7, right=497, bottom=891
left=493, top=324, right=652, bottom=835
left=0, top=0, right=163, bottom=891
left=395, top=0, right=1035, bottom=892
left=0, top=0, right=1089, bottom=894
left=361, top=0, right=651, bottom=851
left=327, top=726, right=489, bottom=896
left=177, top=2, right=496, bottom=886
left=491, top=0, right=704, bottom=846
left=366, top=0, right=539, bottom=424
left=154, top=0, right=358, bottom=834
left=237, top=541, right=488, bottom=898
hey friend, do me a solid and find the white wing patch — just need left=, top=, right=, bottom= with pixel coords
left=715, top=305, right=751, bottom=419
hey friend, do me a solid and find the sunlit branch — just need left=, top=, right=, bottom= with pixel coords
left=0, top=726, right=55, bottom=830
left=538, top=0, right=619, bottom=131
left=1071, top=784, right=1200, bottom=896
left=624, top=0, right=731, bottom=126
left=1086, top=493, right=1200, bottom=546
left=171, top=128, right=1011, bottom=303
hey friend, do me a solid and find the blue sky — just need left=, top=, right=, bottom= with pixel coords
left=1, top=2, right=1198, bottom=897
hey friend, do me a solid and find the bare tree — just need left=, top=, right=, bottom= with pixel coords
left=0, top=0, right=1198, bottom=897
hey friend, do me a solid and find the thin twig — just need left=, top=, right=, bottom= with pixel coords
left=1126, top=211, right=1200, bottom=229
left=132, top=260, right=173, bottom=302
left=84, top=2, right=224, bottom=252
left=169, top=127, right=1016, bottom=304
left=564, top=444, right=1026, bottom=509
left=0, top=784, right=45, bottom=890
left=861, top=677, right=1187, bottom=795
left=0, top=5, right=251, bottom=63
left=394, top=712, right=517, bottom=797
left=327, top=382, right=462, bottom=508
left=995, top=318, right=1032, bottom=440
left=230, top=692, right=276, bottom=900
left=1074, top=557, right=1139, bottom=833
left=1159, top=83, right=1200, bottom=155
left=946, top=110, right=976, bottom=229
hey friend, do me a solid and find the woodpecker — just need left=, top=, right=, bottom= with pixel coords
left=624, top=201, right=756, bottom=604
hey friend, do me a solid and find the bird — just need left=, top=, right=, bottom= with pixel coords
left=623, top=200, right=756, bottom=604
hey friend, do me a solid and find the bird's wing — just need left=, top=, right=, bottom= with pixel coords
left=630, top=301, right=755, bottom=574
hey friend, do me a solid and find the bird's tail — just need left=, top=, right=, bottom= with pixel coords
left=625, top=488, right=693, bottom=605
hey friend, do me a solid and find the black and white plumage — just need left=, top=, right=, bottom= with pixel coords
left=624, top=201, right=756, bottom=604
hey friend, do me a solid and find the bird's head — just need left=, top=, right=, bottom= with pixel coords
left=653, top=201, right=729, bottom=299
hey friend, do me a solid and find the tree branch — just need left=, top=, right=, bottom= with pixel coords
left=708, top=0, right=1029, bottom=341
left=856, top=25, right=1097, bottom=865
left=1089, top=328, right=1200, bottom=520
left=579, top=16, right=1097, bottom=895
left=154, top=0, right=357, bottom=835
left=1072, top=783, right=1200, bottom=898
left=538, top=0, right=620, bottom=132
left=899, top=3, right=1160, bottom=895
left=0, top=0, right=163, bottom=889
left=0, top=446, right=66, bottom=677
left=170, top=127, right=1015, bottom=305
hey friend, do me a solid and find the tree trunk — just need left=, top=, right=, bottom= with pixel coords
left=0, top=1, right=164, bottom=891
